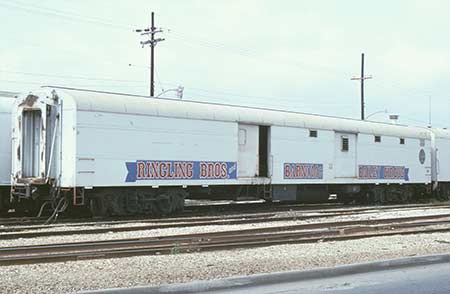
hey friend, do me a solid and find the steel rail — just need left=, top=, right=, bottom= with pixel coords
left=3, top=203, right=450, bottom=236
left=4, top=207, right=450, bottom=240
left=1, top=202, right=449, bottom=228
left=2, top=214, right=450, bottom=265
left=0, top=202, right=342, bottom=226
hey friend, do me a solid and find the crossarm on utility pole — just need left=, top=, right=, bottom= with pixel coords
left=351, top=53, right=372, bottom=120
left=135, top=11, right=165, bottom=97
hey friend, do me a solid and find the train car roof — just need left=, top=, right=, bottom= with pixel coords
left=32, top=86, right=433, bottom=139
left=0, top=91, right=20, bottom=98
left=0, top=93, right=17, bottom=113
left=433, top=128, right=450, bottom=139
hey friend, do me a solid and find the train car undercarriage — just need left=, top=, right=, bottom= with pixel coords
left=5, top=182, right=450, bottom=218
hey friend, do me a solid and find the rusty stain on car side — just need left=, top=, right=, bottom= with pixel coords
left=18, top=94, right=38, bottom=107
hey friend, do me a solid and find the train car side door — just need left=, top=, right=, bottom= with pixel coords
left=334, top=132, right=357, bottom=178
left=238, top=124, right=259, bottom=177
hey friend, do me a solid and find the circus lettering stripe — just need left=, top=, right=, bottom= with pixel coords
left=125, top=160, right=237, bottom=182
left=358, top=165, right=409, bottom=181
left=284, top=163, right=323, bottom=179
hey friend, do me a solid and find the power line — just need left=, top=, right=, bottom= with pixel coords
left=168, top=31, right=342, bottom=76
left=0, top=79, right=148, bottom=88
left=0, top=70, right=146, bottom=83
left=0, top=1, right=134, bottom=30
left=1, top=69, right=445, bottom=107
left=0, top=3, right=445, bottom=104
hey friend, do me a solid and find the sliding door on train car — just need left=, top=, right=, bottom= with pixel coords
left=22, top=110, right=42, bottom=178
left=334, top=132, right=357, bottom=178
left=238, top=124, right=270, bottom=178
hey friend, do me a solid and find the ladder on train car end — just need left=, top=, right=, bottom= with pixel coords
left=263, top=184, right=272, bottom=201
left=73, top=188, right=85, bottom=206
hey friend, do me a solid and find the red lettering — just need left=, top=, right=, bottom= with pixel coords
left=221, top=163, right=227, bottom=178
left=214, top=163, right=221, bottom=178
left=295, top=165, right=300, bottom=178
left=186, top=163, right=193, bottom=178
left=207, top=163, right=214, bottom=178
left=146, top=162, right=152, bottom=178
left=160, top=162, right=167, bottom=178
left=166, top=162, right=174, bottom=178
left=285, top=164, right=291, bottom=178
left=200, top=163, right=207, bottom=178
left=151, top=162, right=160, bottom=178
left=176, top=162, right=187, bottom=178
left=301, top=165, right=308, bottom=178
left=137, top=162, right=146, bottom=179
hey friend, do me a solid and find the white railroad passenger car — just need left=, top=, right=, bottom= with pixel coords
left=434, top=128, right=450, bottom=198
left=9, top=87, right=449, bottom=216
left=0, top=91, right=19, bottom=214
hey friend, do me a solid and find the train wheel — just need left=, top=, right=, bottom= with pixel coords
left=338, top=193, right=354, bottom=205
left=439, top=184, right=450, bottom=201
left=369, top=186, right=385, bottom=205
left=398, top=187, right=413, bottom=203
left=0, top=190, right=6, bottom=216
left=89, top=197, right=108, bottom=217
left=170, top=189, right=186, bottom=212
left=156, top=189, right=186, bottom=215
left=156, top=192, right=173, bottom=215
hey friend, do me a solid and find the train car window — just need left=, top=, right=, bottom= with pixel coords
left=374, top=135, right=381, bottom=143
left=400, top=138, right=405, bottom=144
left=238, top=129, right=246, bottom=145
left=309, top=130, right=318, bottom=137
left=420, top=139, right=425, bottom=146
left=341, top=137, right=349, bottom=152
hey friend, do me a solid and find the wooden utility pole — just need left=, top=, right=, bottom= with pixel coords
left=351, top=53, right=372, bottom=120
left=135, top=12, right=165, bottom=97
left=429, top=96, right=432, bottom=127
left=150, top=12, right=155, bottom=97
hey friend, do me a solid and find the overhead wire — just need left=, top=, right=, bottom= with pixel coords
left=0, top=1, right=445, bottom=100
left=0, top=0, right=134, bottom=30
left=0, top=79, right=147, bottom=89
left=0, top=4, right=447, bottom=126
left=0, top=69, right=146, bottom=83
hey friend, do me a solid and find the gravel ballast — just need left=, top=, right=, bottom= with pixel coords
left=2, top=206, right=450, bottom=293
left=2, top=207, right=450, bottom=248
left=1, top=232, right=450, bottom=294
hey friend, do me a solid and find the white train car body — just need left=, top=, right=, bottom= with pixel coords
left=434, top=129, right=450, bottom=197
left=9, top=87, right=446, bottom=215
left=0, top=92, right=18, bottom=213
left=0, top=96, right=15, bottom=186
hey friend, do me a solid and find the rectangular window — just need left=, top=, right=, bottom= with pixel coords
left=238, top=129, right=246, bottom=145
left=400, top=138, right=405, bottom=145
left=309, top=130, right=318, bottom=138
left=420, top=139, right=425, bottom=146
left=341, top=137, right=349, bottom=152
left=374, top=135, right=381, bottom=143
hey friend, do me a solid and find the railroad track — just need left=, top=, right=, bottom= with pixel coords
left=2, top=213, right=450, bottom=266
left=2, top=202, right=449, bottom=229
left=1, top=201, right=448, bottom=227
left=0, top=205, right=450, bottom=240
left=0, top=202, right=341, bottom=226
left=3, top=204, right=450, bottom=239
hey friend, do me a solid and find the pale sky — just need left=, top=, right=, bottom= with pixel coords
left=0, top=0, right=449, bottom=127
